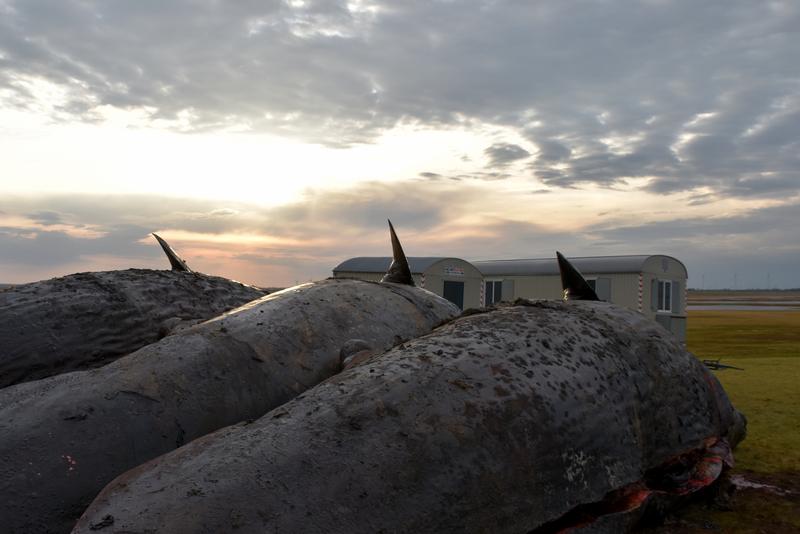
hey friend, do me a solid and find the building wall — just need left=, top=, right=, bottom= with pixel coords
left=333, top=259, right=482, bottom=310
left=422, top=259, right=483, bottom=309
left=488, top=275, right=561, bottom=301
left=641, top=256, right=688, bottom=341
left=595, top=273, right=641, bottom=311
left=487, top=273, right=641, bottom=307
left=335, top=255, right=688, bottom=340
left=483, top=267, right=686, bottom=341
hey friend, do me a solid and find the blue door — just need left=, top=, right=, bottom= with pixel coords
left=442, top=281, right=464, bottom=309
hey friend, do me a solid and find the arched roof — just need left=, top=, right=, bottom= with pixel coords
left=333, top=257, right=457, bottom=275
left=474, top=255, right=687, bottom=277
left=334, top=255, right=687, bottom=278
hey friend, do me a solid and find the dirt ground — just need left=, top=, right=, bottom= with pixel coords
left=641, top=471, right=800, bottom=533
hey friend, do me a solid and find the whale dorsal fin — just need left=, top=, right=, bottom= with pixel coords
left=556, top=251, right=598, bottom=301
left=152, top=233, right=192, bottom=272
left=380, top=220, right=414, bottom=286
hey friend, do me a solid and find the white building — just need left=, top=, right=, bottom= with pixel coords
left=332, top=254, right=688, bottom=341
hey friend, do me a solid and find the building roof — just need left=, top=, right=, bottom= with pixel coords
left=334, top=254, right=687, bottom=277
left=474, top=255, right=684, bottom=276
left=333, top=257, right=453, bottom=274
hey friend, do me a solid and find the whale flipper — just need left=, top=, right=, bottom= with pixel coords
left=556, top=251, right=599, bottom=301
left=152, top=233, right=192, bottom=272
left=381, top=220, right=414, bottom=286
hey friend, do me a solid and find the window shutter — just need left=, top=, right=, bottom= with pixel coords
left=650, top=279, right=658, bottom=311
left=671, top=281, right=682, bottom=314
left=501, top=279, right=515, bottom=301
left=595, top=278, right=612, bottom=301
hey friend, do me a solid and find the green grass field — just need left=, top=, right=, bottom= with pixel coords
left=650, top=310, right=800, bottom=532
left=688, top=310, right=800, bottom=473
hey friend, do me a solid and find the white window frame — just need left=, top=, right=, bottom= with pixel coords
left=657, top=279, right=672, bottom=312
left=484, top=279, right=503, bottom=306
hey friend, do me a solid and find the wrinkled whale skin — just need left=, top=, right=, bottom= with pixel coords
left=0, top=278, right=459, bottom=534
left=74, top=300, right=743, bottom=534
left=0, top=268, right=266, bottom=388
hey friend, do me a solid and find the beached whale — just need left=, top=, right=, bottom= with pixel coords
left=74, top=255, right=745, bottom=534
left=0, top=222, right=459, bottom=534
left=0, top=234, right=265, bottom=388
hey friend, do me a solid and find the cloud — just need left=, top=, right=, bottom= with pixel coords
left=591, top=202, right=800, bottom=288
left=2, top=183, right=799, bottom=288
left=0, top=182, right=494, bottom=284
left=484, top=143, right=530, bottom=168
left=27, top=210, right=63, bottom=226
left=418, top=172, right=443, bottom=180
left=533, top=139, right=571, bottom=163
left=0, top=0, right=796, bottom=201
left=595, top=202, right=800, bottom=243
left=1, top=1, right=799, bottom=287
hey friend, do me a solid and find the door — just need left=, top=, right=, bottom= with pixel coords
left=442, top=281, right=465, bottom=309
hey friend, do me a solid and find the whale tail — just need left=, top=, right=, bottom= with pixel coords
left=152, top=233, right=192, bottom=272
left=556, top=251, right=598, bottom=301
left=381, top=220, right=415, bottom=286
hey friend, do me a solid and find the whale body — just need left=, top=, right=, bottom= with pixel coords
left=0, top=278, right=459, bottom=534
left=0, top=268, right=266, bottom=388
left=74, top=300, right=744, bottom=534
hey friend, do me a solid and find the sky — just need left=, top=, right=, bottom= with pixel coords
left=1, top=0, right=798, bottom=289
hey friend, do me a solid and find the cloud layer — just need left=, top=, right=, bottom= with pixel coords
left=1, top=1, right=797, bottom=288
left=2, top=184, right=798, bottom=289
left=1, top=0, right=798, bottom=198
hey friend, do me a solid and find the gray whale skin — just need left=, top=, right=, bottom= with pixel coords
left=0, top=277, right=458, bottom=534
left=74, top=299, right=745, bottom=534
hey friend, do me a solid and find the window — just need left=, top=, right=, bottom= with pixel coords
left=485, top=280, right=503, bottom=305
left=657, top=280, right=672, bottom=312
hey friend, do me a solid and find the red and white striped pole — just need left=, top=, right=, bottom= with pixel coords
left=637, top=274, right=643, bottom=312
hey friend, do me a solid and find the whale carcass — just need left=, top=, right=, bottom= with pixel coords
left=74, top=256, right=745, bottom=533
left=0, top=234, right=266, bottom=388
left=0, top=223, right=460, bottom=534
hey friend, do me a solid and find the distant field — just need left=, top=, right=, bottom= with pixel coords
left=688, top=310, right=800, bottom=361
left=644, top=309, right=800, bottom=532
left=688, top=289, right=800, bottom=302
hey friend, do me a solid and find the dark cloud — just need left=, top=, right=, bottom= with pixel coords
left=596, top=203, right=800, bottom=242
left=484, top=143, right=530, bottom=168
left=0, top=0, right=797, bottom=199
left=418, top=171, right=519, bottom=183
left=686, top=193, right=716, bottom=206
left=27, top=210, right=63, bottom=226
left=533, top=140, right=571, bottom=162
left=590, top=202, right=800, bottom=288
left=0, top=223, right=155, bottom=266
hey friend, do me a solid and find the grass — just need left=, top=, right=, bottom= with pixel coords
left=688, top=311, right=800, bottom=360
left=706, top=356, right=800, bottom=473
left=644, top=309, right=800, bottom=533
left=687, top=311, right=800, bottom=473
